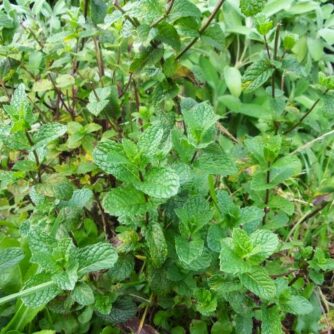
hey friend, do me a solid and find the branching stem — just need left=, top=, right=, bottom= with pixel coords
left=176, top=0, right=225, bottom=60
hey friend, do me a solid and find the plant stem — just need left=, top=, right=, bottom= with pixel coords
left=176, top=0, right=225, bottom=60
left=0, top=281, right=55, bottom=306
left=285, top=202, right=330, bottom=241
left=151, top=0, right=175, bottom=27
left=284, top=89, right=330, bottom=134
left=93, top=36, right=105, bottom=80
left=263, top=35, right=271, bottom=60
left=262, top=163, right=271, bottom=225
left=25, top=130, right=42, bottom=183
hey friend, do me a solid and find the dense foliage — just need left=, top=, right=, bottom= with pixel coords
left=1, top=0, right=334, bottom=333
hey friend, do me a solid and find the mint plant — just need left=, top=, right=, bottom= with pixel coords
left=1, top=0, right=334, bottom=333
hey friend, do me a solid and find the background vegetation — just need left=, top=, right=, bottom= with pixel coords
left=0, top=0, right=334, bottom=333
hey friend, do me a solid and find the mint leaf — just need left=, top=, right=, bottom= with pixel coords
left=175, top=196, right=213, bottom=237
left=169, top=0, right=201, bottom=21
left=102, top=186, right=148, bottom=217
left=0, top=247, right=24, bottom=270
left=32, top=123, right=67, bottom=149
left=22, top=274, right=61, bottom=307
left=175, top=236, right=204, bottom=265
left=219, top=239, right=251, bottom=274
left=182, top=101, right=219, bottom=146
left=261, top=306, right=283, bottom=334
left=93, top=140, right=138, bottom=182
left=243, top=59, right=274, bottom=93
left=138, top=125, right=164, bottom=158
left=249, top=229, right=279, bottom=259
left=282, top=295, right=313, bottom=315
left=77, top=243, right=118, bottom=275
left=72, top=282, right=95, bottom=306
left=240, top=268, right=276, bottom=300
left=156, top=22, right=181, bottom=50
left=240, top=0, right=266, bottom=16
left=135, top=167, right=179, bottom=199
left=232, top=228, right=253, bottom=257
left=146, top=223, right=168, bottom=268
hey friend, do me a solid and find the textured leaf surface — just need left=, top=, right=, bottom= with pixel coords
left=175, top=196, right=212, bottom=237
left=240, top=269, right=276, bottom=300
left=32, top=123, right=67, bottom=148
left=182, top=101, right=219, bottom=144
left=283, top=295, right=313, bottom=315
left=262, top=306, right=283, bottom=334
left=220, top=240, right=251, bottom=274
left=240, top=0, right=266, bottom=16
left=250, top=229, right=279, bottom=259
left=146, top=223, right=168, bottom=267
left=175, top=236, right=204, bottom=265
left=22, top=274, right=61, bottom=307
left=93, top=140, right=138, bottom=182
left=135, top=167, right=179, bottom=199
left=0, top=247, right=25, bottom=270
left=138, top=125, right=164, bottom=158
left=77, top=243, right=118, bottom=275
left=243, top=59, right=274, bottom=93
left=103, top=186, right=148, bottom=217
left=169, top=0, right=201, bottom=21
left=72, top=282, right=95, bottom=305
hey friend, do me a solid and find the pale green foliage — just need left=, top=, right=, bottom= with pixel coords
left=0, top=0, right=333, bottom=332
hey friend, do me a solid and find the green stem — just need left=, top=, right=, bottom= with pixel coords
left=176, top=0, right=225, bottom=60
left=151, top=0, right=175, bottom=27
left=284, top=89, right=330, bottom=134
left=25, top=130, right=42, bottom=183
left=0, top=281, right=55, bottom=306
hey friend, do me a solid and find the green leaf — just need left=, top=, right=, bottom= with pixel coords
left=249, top=229, right=279, bottom=259
left=32, top=123, right=67, bottom=149
left=103, top=186, right=148, bottom=217
left=22, top=274, right=61, bottom=307
left=182, top=101, right=219, bottom=145
left=224, top=66, right=242, bottom=97
left=282, top=295, right=313, bottom=315
left=240, top=0, right=266, bottom=16
left=138, top=125, right=164, bottom=158
left=190, top=320, right=208, bottom=334
left=94, top=293, right=113, bottom=315
left=156, top=22, right=181, bottom=50
left=175, top=196, right=213, bottom=237
left=169, top=0, right=201, bottom=21
left=201, top=24, right=225, bottom=51
left=243, top=58, right=274, bottom=93
left=232, top=228, right=253, bottom=257
left=175, top=236, right=204, bottom=265
left=76, top=242, right=118, bottom=275
left=91, top=0, right=107, bottom=24
left=261, top=306, right=283, bottom=334
left=195, top=144, right=237, bottom=176
left=87, top=87, right=112, bottom=116
left=98, top=296, right=136, bottom=324
left=55, top=74, right=75, bottom=88
left=67, top=188, right=93, bottom=208
left=270, top=155, right=302, bottom=185
left=193, top=288, right=217, bottom=316
left=219, top=239, right=251, bottom=274
left=72, top=282, right=95, bottom=306
left=240, top=268, right=276, bottom=300
left=0, top=247, right=24, bottom=270
left=146, top=223, right=168, bottom=268
left=93, top=140, right=138, bottom=182
left=135, top=167, right=179, bottom=199
left=52, top=264, right=78, bottom=291
left=235, top=315, right=253, bottom=334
